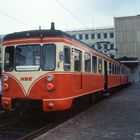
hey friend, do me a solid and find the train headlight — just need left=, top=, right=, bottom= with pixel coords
left=47, top=75, right=53, bottom=82
left=47, top=83, right=54, bottom=91
left=2, top=83, right=9, bottom=91
left=2, top=75, right=9, bottom=82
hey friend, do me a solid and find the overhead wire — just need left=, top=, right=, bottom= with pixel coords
left=55, top=0, right=90, bottom=30
left=0, top=11, right=33, bottom=28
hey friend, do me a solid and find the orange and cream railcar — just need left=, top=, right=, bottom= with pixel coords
left=1, top=25, right=130, bottom=111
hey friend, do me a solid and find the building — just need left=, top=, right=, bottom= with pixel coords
left=115, top=15, right=140, bottom=82
left=66, top=27, right=116, bottom=57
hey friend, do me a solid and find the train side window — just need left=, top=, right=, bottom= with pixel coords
left=109, top=62, right=112, bottom=74
left=112, top=64, right=115, bottom=74
left=64, top=46, right=71, bottom=71
left=116, top=65, right=118, bottom=74
left=115, top=65, right=117, bottom=74
left=74, top=49, right=82, bottom=71
left=117, top=66, right=119, bottom=74
left=92, top=55, right=97, bottom=73
left=4, top=46, right=14, bottom=71
left=118, top=66, right=120, bottom=74
left=98, top=58, right=102, bottom=73
left=84, top=53, right=91, bottom=72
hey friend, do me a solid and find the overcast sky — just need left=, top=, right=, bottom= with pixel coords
left=0, top=0, right=140, bottom=34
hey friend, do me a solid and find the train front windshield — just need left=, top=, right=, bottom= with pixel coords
left=4, top=44, right=56, bottom=71
left=16, top=45, right=41, bottom=71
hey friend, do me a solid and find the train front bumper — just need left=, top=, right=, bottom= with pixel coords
left=2, top=98, right=72, bottom=112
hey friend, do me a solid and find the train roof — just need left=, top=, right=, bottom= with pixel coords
left=3, top=29, right=72, bottom=41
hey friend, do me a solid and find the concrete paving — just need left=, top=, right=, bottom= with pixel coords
left=35, top=84, right=140, bottom=140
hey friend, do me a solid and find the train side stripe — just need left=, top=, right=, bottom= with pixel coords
left=43, top=88, right=104, bottom=101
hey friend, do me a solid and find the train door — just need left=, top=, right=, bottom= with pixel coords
left=104, top=60, right=108, bottom=91
left=73, top=49, right=82, bottom=90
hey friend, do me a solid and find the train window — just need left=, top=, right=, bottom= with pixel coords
left=117, top=66, right=119, bottom=74
left=115, top=65, right=117, bottom=74
left=74, top=49, right=82, bottom=71
left=64, top=46, right=71, bottom=71
left=15, top=44, right=41, bottom=71
left=4, top=46, right=14, bottom=71
left=109, top=62, right=112, bottom=74
left=84, top=53, right=91, bottom=72
left=116, top=65, right=118, bottom=74
left=92, top=55, right=97, bottom=73
left=118, top=66, right=120, bottom=74
left=98, top=58, right=102, bottom=73
left=112, top=64, right=115, bottom=74
left=42, top=44, right=56, bottom=71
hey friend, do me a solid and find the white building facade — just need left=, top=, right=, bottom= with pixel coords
left=66, top=27, right=116, bottom=58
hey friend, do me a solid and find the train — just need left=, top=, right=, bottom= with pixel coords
left=1, top=23, right=131, bottom=112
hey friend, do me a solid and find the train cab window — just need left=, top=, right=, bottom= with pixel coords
left=74, top=49, right=82, bottom=71
left=84, top=53, right=91, bottom=72
left=42, top=44, right=56, bottom=71
left=92, top=55, right=97, bottom=73
left=4, top=46, right=14, bottom=71
left=98, top=58, right=102, bottom=73
left=64, top=46, right=71, bottom=71
left=15, top=45, right=41, bottom=71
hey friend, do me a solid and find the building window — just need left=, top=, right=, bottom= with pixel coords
left=97, top=45, right=102, bottom=50
left=91, top=34, right=95, bottom=39
left=84, top=53, right=91, bottom=72
left=110, top=33, right=114, bottom=38
left=97, top=33, right=101, bottom=39
left=104, top=33, right=107, bottom=39
left=104, top=44, right=108, bottom=50
left=110, top=44, right=114, bottom=50
left=85, top=34, right=89, bottom=40
left=79, top=34, right=83, bottom=40
left=91, top=44, right=95, bottom=49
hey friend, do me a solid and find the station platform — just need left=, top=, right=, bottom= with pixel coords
left=35, top=84, right=140, bottom=140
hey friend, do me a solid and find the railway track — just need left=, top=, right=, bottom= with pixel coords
left=0, top=116, right=59, bottom=140
left=0, top=101, right=96, bottom=140
left=0, top=93, right=106, bottom=140
left=0, top=109, right=21, bottom=125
